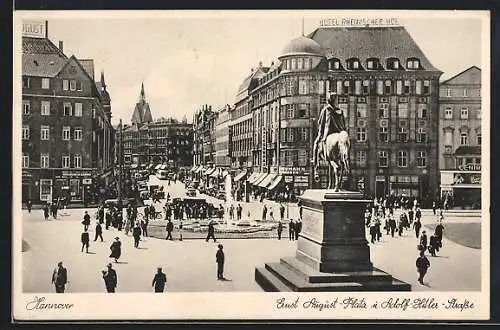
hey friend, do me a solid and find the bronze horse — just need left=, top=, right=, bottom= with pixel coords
left=313, top=130, right=351, bottom=191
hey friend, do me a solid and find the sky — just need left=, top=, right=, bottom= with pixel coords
left=17, top=11, right=485, bottom=126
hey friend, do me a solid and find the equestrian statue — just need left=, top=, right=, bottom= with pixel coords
left=312, top=94, right=351, bottom=191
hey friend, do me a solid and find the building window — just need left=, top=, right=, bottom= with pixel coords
left=417, top=127, right=427, bottom=143
left=444, top=106, right=453, bottom=119
left=423, top=80, right=430, bottom=95
left=379, top=103, right=389, bottom=118
left=318, top=80, right=325, bottom=94
left=23, top=100, right=30, bottom=115
left=362, top=80, right=369, bottom=94
left=62, top=126, right=71, bottom=141
left=74, top=103, right=83, bottom=117
left=417, top=105, right=427, bottom=118
left=356, top=127, right=367, bottom=142
left=343, top=80, right=350, bottom=94
left=41, top=78, right=50, bottom=89
left=446, top=88, right=451, bottom=97
left=416, top=80, right=422, bottom=95
left=300, top=127, right=308, bottom=141
left=22, top=125, right=30, bottom=140
left=463, top=89, right=468, bottom=97
left=376, top=80, right=384, bottom=95
left=477, top=133, right=482, bottom=145
left=378, top=151, right=388, bottom=167
left=397, top=103, right=408, bottom=118
left=407, top=59, right=420, bottom=69
left=297, top=58, right=303, bottom=70
left=41, top=153, right=49, bottom=168
left=63, top=79, right=69, bottom=90
left=22, top=153, right=29, bottom=168
left=41, top=125, right=50, bottom=140
left=356, top=150, right=367, bottom=167
left=62, top=155, right=71, bottom=168
left=356, top=104, right=367, bottom=118
left=298, top=104, right=309, bottom=118
left=384, top=80, right=392, bottom=95
left=304, top=58, right=311, bottom=70
left=22, top=76, right=30, bottom=88
left=74, top=154, right=82, bottom=168
left=404, top=80, right=410, bottom=94
left=397, top=151, right=408, bottom=167
left=76, top=81, right=83, bottom=91
left=460, top=107, right=469, bottom=119
left=444, top=131, right=453, bottom=147
left=63, top=102, right=72, bottom=116
left=379, top=126, right=388, bottom=142
left=398, top=126, right=408, bottom=142
left=355, top=80, right=362, bottom=95
left=396, top=80, right=402, bottom=95
left=291, top=58, right=297, bottom=70
left=70, top=80, right=77, bottom=91
left=416, top=151, right=427, bottom=167
left=74, top=128, right=83, bottom=141
left=298, top=79, right=308, bottom=95
left=460, top=132, right=468, bottom=145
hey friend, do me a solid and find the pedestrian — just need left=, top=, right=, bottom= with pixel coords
left=141, top=220, right=148, bottom=237
left=434, top=221, right=444, bottom=249
left=216, top=244, right=225, bottom=280
left=152, top=267, right=167, bottom=292
left=415, top=207, right=422, bottom=222
left=298, top=202, right=303, bottom=220
left=398, top=213, right=406, bottom=236
left=289, top=219, right=295, bottom=241
left=277, top=221, right=283, bottom=240
left=109, top=237, right=122, bottom=263
left=43, top=203, right=49, bottom=220
left=26, top=200, right=32, bottom=213
left=262, top=205, right=267, bottom=221
left=102, top=263, right=118, bottom=293
left=94, top=221, right=104, bottom=242
left=105, top=210, right=112, bottom=230
left=179, top=220, right=183, bottom=241
left=432, top=201, right=436, bottom=215
left=413, top=219, right=422, bottom=239
left=237, top=204, right=242, bottom=221
left=98, top=206, right=105, bottom=224
left=279, top=204, right=285, bottom=221
left=419, top=230, right=428, bottom=251
left=81, top=228, right=90, bottom=253
left=124, top=217, right=131, bottom=236
left=389, top=215, right=397, bottom=238
left=144, top=205, right=149, bottom=221
left=206, top=220, right=217, bottom=242
left=416, top=250, right=430, bottom=284
left=51, top=261, right=68, bottom=293
left=166, top=219, right=174, bottom=240
left=369, top=220, right=377, bottom=243
left=428, top=235, right=438, bottom=257
left=133, top=224, right=142, bottom=248
left=295, top=218, right=302, bottom=240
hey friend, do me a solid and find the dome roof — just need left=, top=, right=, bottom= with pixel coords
left=281, top=36, right=324, bottom=57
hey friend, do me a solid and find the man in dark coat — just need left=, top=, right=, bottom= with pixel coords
left=416, top=251, right=430, bottom=284
left=26, top=200, right=32, bottom=213
left=152, top=267, right=167, bottom=292
left=206, top=221, right=217, bottom=242
left=81, top=228, right=90, bottom=253
left=105, top=211, right=112, bottom=230
left=428, top=235, right=438, bottom=257
left=262, top=205, right=267, bottom=221
left=141, top=219, right=148, bottom=237
left=289, top=219, right=295, bottom=241
left=435, top=221, right=444, bottom=247
left=52, top=261, right=68, bottom=293
left=237, top=204, right=242, bottom=221
left=166, top=220, right=174, bottom=240
left=94, top=221, right=104, bottom=242
left=82, top=211, right=91, bottom=231
left=389, top=215, right=397, bottom=238
left=295, top=219, right=302, bottom=240
left=419, top=230, right=428, bottom=251
left=98, top=206, right=105, bottom=224
left=109, top=237, right=122, bottom=262
left=216, top=244, right=225, bottom=280
left=277, top=221, right=283, bottom=240
left=413, top=219, right=422, bottom=239
left=279, top=204, right=285, bottom=221
left=133, top=224, right=142, bottom=248
left=102, top=263, right=118, bottom=293
left=43, top=203, right=50, bottom=220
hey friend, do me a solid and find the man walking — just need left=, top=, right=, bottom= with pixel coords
left=141, top=220, right=148, bottom=237
left=102, top=263, right=118, bottom=293
left=94, top=221, right=104, bottom=242
left=105, top=210, right=112, bottom=230
left=166, top=219, right=174, bottom=240
left=206, top=220, right=217, bottom=242
left=51, top=261, right=68, bottom=293
left=416, top=251, right=430, bottom=284
left=152, top=267, right=167, bottom=292
left=419, top=230, right=428, bottom=251
left=262, top=205, right=267, bottom=221
left=413, top=219, right=422, bottom=239
left=236, top=204, right=242, bottom=221
left=82, top=211, right=91, bottom=231
left=279, top=203, right=285, bottom=221
left=43, top=203, right=49, bottom=220
left=26, top=199, right=32, bottom=213
left=277, top=221, right=283, bottom=240
left=289, top=219, right=295, bottom=241
left=133, top=223, right=142, bottom=248
left=216, top=244, right=225, bottom=280
left=81, top=228, right=90, bottom=253
left=295, top=218, right=302, bottom=240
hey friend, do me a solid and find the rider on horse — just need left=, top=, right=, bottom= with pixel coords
left=312, top=93, right=347, bottom=173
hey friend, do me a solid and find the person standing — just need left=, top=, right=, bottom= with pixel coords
left=152, top=267, right=167, bottom=292
left=295, top=218, right=302, bottom=240
left=419, top=230, right=428, bottom=251
left=216, top=244, right=225, bottom=280
left=141, top=220, right=148, bottom=237
left=206, top=221, right=217, bottom=242
left=105, top=210, right=112, bottom=230
left=432, top=201, right=437, bottom=215
left=277, top=221, right=283, bottom=240
left=133, top=223, right=142, bottom=248
left=98, top=206, right=105, bottom=224
left=81, top=228, right=90, bottom=253
left=166, top=219, right=174, bottom=240
left=434, top=221, right=445, bottom=249
left=289, top=219, right=295, bottom=241
left=413, top=219, right=422, bottom=239
left=237, top=204, right=242, bottom=221
left=26, top=200, right=32, bottom=213
left=262, top=205, right=267, bottom=221
left=43, top=203, right=50, bottom=220
left=279, top=204, right=285, bottom=221
left=416, top=250, right=430, bottom=284
left=428, top=235, right=438, bottom=257
left=94, top=221, right=104, bottom=242
left=178, top=220, right=183, bottom=241
left=51, top=261, right=68, bottom=293
left=102, top=263, right=118, bottom=293
left=415, top=207, right=422, bottom=222
left=81, top=211, right=91, bottom=231
left=389, top=215, right=397, bottom=238
left=109, top=237, right=122, bottom=263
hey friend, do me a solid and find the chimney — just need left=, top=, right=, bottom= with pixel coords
left=58, top=41, right=64, bottom=53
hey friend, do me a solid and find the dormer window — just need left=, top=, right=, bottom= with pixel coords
left=407, top=58, right=420, bottom=69
left=347, top=58, right=362, bottom=70
left=329, top=59, right=340, bottom=70
left=387, top=57, right=401, bottom=70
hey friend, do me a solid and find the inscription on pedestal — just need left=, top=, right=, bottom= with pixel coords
left=301, top=208, right=323, bottom=239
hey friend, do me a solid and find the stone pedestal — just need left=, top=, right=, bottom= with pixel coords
left=255, top=189, right=411, bottom=292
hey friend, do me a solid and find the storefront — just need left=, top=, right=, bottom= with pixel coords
left=440, top=167, right=481, bottom=209
left=278, top=166, right=309, bottom=195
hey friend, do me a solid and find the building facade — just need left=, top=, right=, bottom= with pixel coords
left=193, top=104, right=217, bottom=168
left=21, top=24, right=115, bottom=203
left=241, top=26, right=442, bottom=200
left=438, top=66, right=481, bottom=208
left=214, top=104, right=232, bottom=168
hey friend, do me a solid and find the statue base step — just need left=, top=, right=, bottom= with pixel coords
left=255, top=257, right=411, bottom=292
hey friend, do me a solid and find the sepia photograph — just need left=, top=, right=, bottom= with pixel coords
left=12, top=9, right=490, bottom=320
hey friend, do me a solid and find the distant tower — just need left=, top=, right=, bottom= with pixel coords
left=131, top=82, right=153, bottom=125
left=100, top=70, right=112, bottom=122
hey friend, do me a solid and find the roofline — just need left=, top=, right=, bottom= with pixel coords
left=278, top=52, right=325, bottom=59
left=23, top=36, right=68, bottom=59
left=59, top=55, right=102, bottom=103
left=440, top=65, right=481, bottom=85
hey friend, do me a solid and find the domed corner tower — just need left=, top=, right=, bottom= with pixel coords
left=278, top=35, right=326, bottom=72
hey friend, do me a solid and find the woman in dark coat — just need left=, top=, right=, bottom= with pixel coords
left=109, top=237, right=122, bottom=262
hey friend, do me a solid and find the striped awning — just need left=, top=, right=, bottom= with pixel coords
left=154, top=164, right=162, bottom=170
left=190, top=165, right=199, bottom=172
left=205, top=168, right=216, bottom=176
left=246, top=172, right=260, bottom=184
left=209, top=168, right=220, bottom=178
left=251, top=173, right=268, bottom=186
left=194, top=166, right=204, bottom=174
left=268, top=175, right=283, bottom=191
left=258, top=174, right=277, bottom=188
left=233, top=170, right=247, bottom=182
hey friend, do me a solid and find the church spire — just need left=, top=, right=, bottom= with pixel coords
left=140, top=82, right=145, bottom=101
left=100, top=70, right=106, bottom=90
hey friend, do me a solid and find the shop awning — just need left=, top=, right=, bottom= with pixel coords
left=209, top=168, right=220, bottom=178
left=155, top=164, right=162, bottom=170
left=205, top=168, right=216, bottom=176
left=246, top=172, right=259, bottom=184
left=455, top=146, right=481, bottom=156
left=233, top=170, right=247, bottom=182
left=190, top=165, right=199, bottom=172
left=222, top=170, right=229, bottom=178
left=268, top=175, right=283, bottom=191
left=252, top=173, right=268, bottom=186
left=258, top=174, right=277, bottom=188
left=194, top=166, right=204, bottom=174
